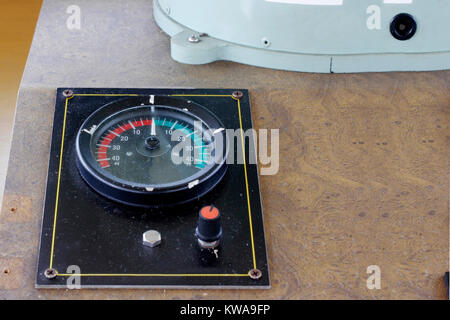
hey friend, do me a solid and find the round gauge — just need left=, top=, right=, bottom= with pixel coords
left=76, top=96, right=228, bottom=207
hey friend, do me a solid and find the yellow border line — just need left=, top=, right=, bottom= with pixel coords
left=73, top=94, right=140, bottom=97
left=170, top=94, right=233, bottom=98
left=49, top=97, right=69, bottom=268
left=56, top=273, right=248, bottom=277
left=235, top=98, right=257, bottom=270
left=48, top=93, right=258, bottom=276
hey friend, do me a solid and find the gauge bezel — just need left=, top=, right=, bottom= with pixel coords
left=75, top=95, right=229, bottom=207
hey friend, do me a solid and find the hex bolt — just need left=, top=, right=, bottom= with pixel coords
left=44, top=268, right=58, bottom=279
left=62, top=89, right=73, bottom=98
left=232, top=91, right=244, bottom=100
left=143, top=230, right=162, bottom=248
left=188, top=35, right=201, bottom=43
left=248, top=268, right=262, bottom=280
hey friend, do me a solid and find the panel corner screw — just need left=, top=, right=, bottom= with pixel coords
left=232, top=91, right=244, bottom=100
left=248, top=268, right=262, bottom=280
left=44, top=268, right=58, bottom=279
left=188, top=35, right=201, bottom=43
left=62, top=89, right=73, bottom=98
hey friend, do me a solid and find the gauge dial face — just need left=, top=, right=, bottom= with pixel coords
left=76, top=96, right=228, bottom=207
left=93, top=107, right=212, bottom=186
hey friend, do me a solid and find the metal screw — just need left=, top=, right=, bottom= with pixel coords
left=188, top=35, right=201, bottom=43
left=232, top=91, right=244, bottom=100
left=143, top=230, right=162, bottom=247
left=248, top=268, right=262, bottom=280
left=62, top=89, right=73, bottom=98
left=197, top=238, right=220, bottom=249
left=44, top=268, right=58, bottom=279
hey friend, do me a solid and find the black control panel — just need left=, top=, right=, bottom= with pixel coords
left=36, top=88, right=269, bottom=289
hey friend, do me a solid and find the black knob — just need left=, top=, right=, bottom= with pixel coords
left=195, top=205, right=222, bottom=243
left=390, top=13, right=417, bottom=41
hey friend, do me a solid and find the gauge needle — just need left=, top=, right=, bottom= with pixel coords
left=151, top=117, right=156, bottom=136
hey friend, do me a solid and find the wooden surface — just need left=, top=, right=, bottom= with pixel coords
left=0, top=0, right=448, bottom=299
left=0, top=0, right=42, bottom=206
left=1, top=72, right=448, bottom=299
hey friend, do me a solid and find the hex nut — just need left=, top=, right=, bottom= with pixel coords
left=143, top=230, right=161, bottom=247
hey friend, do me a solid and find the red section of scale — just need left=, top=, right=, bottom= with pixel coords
left=96, top=119, right=152, bottom=168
